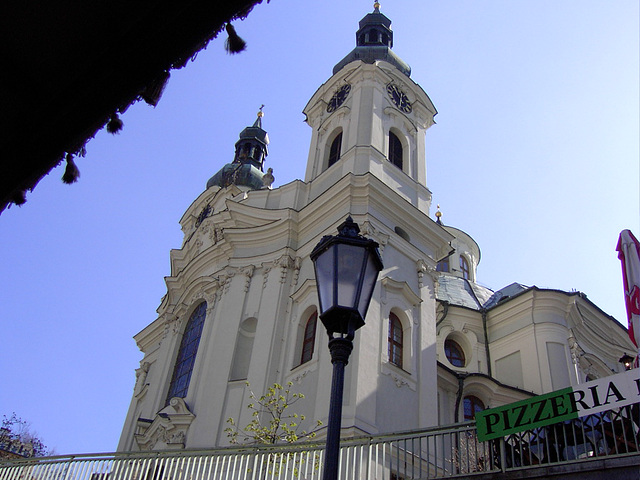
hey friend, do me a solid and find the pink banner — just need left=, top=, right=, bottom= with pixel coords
left=617, top=229, right=640, bottom=365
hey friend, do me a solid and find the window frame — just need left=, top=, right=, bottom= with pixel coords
left=444, top=338, right=466, bottom=368
left=166, top=301, right=207, bottom=404
left=300, top=311, right=318, bottom=365
left=459, top=255, right=470, bottom=280
left=463, top=395, right=485, bottom=421
left=388, top=313, right=403, bottom=368
left=388, top=131, right=403, bottom=170
left=327, top=132, right=343, bottom=167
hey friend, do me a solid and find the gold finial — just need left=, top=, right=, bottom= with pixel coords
left=435, top=204, right=443, bottom=224
left=374, top=2, right=381, bottom=11
left=257, top=104, right=265, bottom=118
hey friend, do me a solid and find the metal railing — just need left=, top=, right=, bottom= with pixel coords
left=1, top=404, right=638, bottom=480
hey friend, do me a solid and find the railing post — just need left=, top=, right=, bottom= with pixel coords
left=499, top=438, right=506, bottom=473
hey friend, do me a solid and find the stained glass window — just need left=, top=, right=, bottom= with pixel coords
left=166, top=302, right=207, bottom=404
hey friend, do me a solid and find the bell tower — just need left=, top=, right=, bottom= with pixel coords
left=303, top=3, right=437, bottom=213
left=119, top=4, right=453, bottom=453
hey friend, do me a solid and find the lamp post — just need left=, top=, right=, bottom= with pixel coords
left=619, top=353, right=634, bottom=371
left=311, top=216, right=383, bottom=480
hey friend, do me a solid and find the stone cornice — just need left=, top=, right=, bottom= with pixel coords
left=381, top=277, right=422, bottom=307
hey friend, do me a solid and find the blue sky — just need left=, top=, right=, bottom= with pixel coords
left=0, top=1, right=638, bottom=455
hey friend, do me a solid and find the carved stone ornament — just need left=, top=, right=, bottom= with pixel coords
left=291, top=368, right=312, bottom=384
left=360, top=221, right=389, bottom=256
left=134, top=362, right=150, bottom=395
left=392, top=373, right=410, bottom=389
left=262, top=262, right=273, bottom=288
left=134, top=397, right=195, bottom=451
left=239, top=265, right=255, bottom=292
left=292, top=257, right=302, bottom=287
left=162, top=313, right=180, bottom=339
left=381, top=367, right=415, bottom=391
left=276, top=254, right=296, bottom=284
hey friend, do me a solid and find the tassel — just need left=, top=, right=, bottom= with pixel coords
left=107, top=113, right=123, bottom=134
left=225, top=23, right=246, bottom=54
left=141, top=71, right=170, bottom=107
left=10, top=189, right=27, bottom=206
left=62, top=153, right=80, bottom=184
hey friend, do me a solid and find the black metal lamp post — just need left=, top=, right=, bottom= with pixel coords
left=311, top=216, right=383, bottom=480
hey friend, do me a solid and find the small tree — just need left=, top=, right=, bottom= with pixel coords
left=225, top=382, right=322, bottom=445
left=0, top=413, right=51, bottom=458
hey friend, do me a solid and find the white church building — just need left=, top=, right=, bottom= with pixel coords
left=118, top=5, right=634, bottom=452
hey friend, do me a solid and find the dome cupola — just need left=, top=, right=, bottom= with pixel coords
left=206, top=107, right=271, bottom=190
left=333, top=3, right=410, bottom=76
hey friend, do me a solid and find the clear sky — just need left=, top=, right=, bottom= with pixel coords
left=0, top=0, right=638, bottom=456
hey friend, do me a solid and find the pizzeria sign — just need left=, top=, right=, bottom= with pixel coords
left=476, top=368, right=640, bottom=442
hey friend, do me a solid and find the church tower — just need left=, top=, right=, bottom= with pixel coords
left=118, top=5, right=453, bottom=452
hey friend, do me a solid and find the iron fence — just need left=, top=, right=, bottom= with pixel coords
left=1, top=403, right=637, bottom=480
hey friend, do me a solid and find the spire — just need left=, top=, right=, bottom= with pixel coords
left=356, top=2, right=393, bottom=48
left=333, top=3, right=410, bottom=76
left=253, top=104, right=264, bottom=129
left=206, top=107, right=271, bottom=191
left=435, top=205, right=443, bottom=225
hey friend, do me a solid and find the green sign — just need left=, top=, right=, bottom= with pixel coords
left=476, top=368, right=640, bottom=442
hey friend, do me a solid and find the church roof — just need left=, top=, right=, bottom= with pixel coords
left=333, top=4, right=411, bottom=76
left=436, top=275, right=495, bottom=310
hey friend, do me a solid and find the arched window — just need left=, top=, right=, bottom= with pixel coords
left=300, top=312, right=317, bottom=365
left=388, top=313, right=403, bottom=368
left=388, top=131, right=403, bottom=169
left=444, top=338, right=465, bottom=367
left=436, top=258, right=449, bottom=272
left=166, top=302, right=207, bottom=403
left=463, top=395, right=485, bottom=421
left=459, top=256, right=470, bottom=280
left=328, top=132, right=342, bottom=167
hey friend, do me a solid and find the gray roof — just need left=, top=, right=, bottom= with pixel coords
left=436, top=276, right=529, bottom=311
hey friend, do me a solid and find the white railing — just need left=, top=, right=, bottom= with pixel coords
left=1, top=404, right=638, bottom=480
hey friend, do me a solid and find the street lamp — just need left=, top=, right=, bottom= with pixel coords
left=619, top=353, right=634, bottom=371
left=311, top=216, right=383, bottom=480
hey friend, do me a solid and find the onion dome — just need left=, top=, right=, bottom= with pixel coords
left=333, top=3, right=411, bottom=76
left=207, top=107, right=270, bottom=190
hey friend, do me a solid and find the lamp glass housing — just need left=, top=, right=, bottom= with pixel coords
left=311, top=217, right=383, bottom=336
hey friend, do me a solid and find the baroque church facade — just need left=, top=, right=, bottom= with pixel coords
left=118, top=6, right=634, bottom=452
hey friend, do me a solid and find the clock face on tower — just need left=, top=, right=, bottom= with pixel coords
left=386, top=83, right=412, bottom=113
left=326, top=84, right=351, bottom=113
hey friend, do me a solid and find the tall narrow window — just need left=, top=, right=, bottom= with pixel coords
left=166, top=302, right=207, bottom=404
left=463, top=396, right=485, bottom=421
left=388, top=313, right=403, bottom=368
left=459, top=256, right=470, bottom=280
left=328, top=132, right=342, bottom=167
left=388, top=132, right=403, bottom=169
left=300, top=312, right=318, bottom=364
